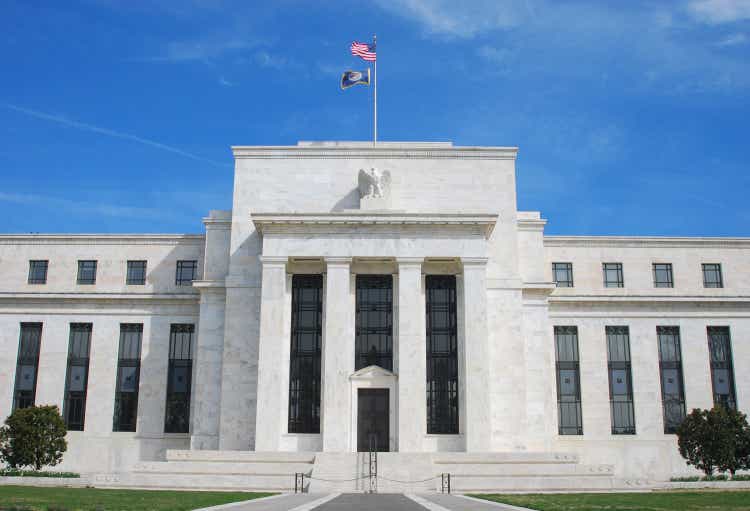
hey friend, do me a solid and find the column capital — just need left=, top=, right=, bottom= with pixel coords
left=258, top=255, right=288, bottom=266
left=323, top=256, right=353, bottom=266
left=395, top=257, right=424, bottom=267
left=461, top=257, right=488, bottom=267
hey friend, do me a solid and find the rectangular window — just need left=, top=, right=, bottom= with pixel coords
left=554, top=326, right=583, bottom=435
left=126, top=260, right=147, bottom=285
left=113, top=324, right=142, bottom=432
left=702, top=263, right=723, bottom=288
left=603, top=263, right=624, bottom=288
left=426, top=275, right=459, bottom=434
left=708, top=326, right=736, bottom=410
left=175, top=260, right=198, bottom=286
left=657, top=326, right=686, bottom=434
left=77, top=260, right=97, bottom=285
left=28, top=260, right=48, bottom=284
left=164, top=324, right=193, bottom=433
left=288, top=275, right=323, bottom=434
left=13, top=323, right=42, bottom=411
left=355, top=275, right=393, bottom=371
left=552, top=262, right=574, bottom=287
left=606, top=326, right=635, bottom=434
left=63, top=323, right=92, bottom=431
left=653, top=263, right=674, bottom=288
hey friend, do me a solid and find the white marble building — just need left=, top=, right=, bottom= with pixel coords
left=1, top=141, right=748, bottom=489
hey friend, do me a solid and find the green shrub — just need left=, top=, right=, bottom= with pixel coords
left=677, top=406, right=750, bottom=477
left=0, top=469, right=79, bottom=478
left=0, top=405, right=67, bottom=470
left=670, top=476, right=700, bottom=482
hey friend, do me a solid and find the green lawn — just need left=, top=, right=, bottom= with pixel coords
left=0, top=486, right=273, bottom=511
left=473, top=491, right=750, bottom=511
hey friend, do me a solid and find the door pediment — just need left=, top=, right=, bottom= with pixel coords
left=350, top=364, right=397, bottom=382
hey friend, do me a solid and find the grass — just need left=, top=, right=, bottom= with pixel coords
left=472, top=491, right=750, bottom=511
left=0, top=486, right=274, bottom=511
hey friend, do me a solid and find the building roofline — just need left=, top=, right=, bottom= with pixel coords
left=0, top=234, right=204, bottom=245
left=544, top=235, right=750, bottom=248
left=231, top=143, right=518, bottom=160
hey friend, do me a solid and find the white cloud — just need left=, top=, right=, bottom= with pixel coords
left=3, top=104, right=230, bottom=168
left=373, top=0, right=534, bottom=37
left=254, top=50, right=291, bottom=70
left=219, top=75, right=235, bottom=86
left=717, top=32, right=748, bottom=45
left=144, top=37, right=259, bottom=63
left=688, top=0, right=750, bottom=24
left=0, top=192, right=165, bottom=220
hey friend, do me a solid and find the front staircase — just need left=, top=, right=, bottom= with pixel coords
left=91, top=450, right=643, bottom=493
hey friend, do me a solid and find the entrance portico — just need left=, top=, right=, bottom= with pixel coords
left=252, top=211, right=496, bottom=453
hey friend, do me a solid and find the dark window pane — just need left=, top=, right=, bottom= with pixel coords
left=426, top=275, right=459, bottom=435
left=603, top=263, right=624, bottom=288
left=288, top=275, right=322, bottom=434
left=77, top=260, right=97, bottom=285
left=126, top=260, right=147, bottom=285
left=13, top=323, right=42, bottom=411
left=607, top=326, right=635, bottom=434
left=653, top=263, right=674, bottom=288
left=708, top=326, right=736, bottom=410
left=355, top=275, right=393, bottom=371
left=555, top=326, right=582, bottom=435
left=64, top=323, right=91, bottom=431
left=165, top=324, right=194, bottom=433
left=113, top=324, right=142, bottom=432
left=552, top=262, right=574, bottom=287
left=702, top=264, right=723, bottom=288
left=175, top=260, right=198, bottom=285
left=28, top=260, right=48, bottom=284
left=657, top=326, right=685, bottom=433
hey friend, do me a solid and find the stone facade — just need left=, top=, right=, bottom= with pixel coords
left=0, top=141, right=748, bottom=484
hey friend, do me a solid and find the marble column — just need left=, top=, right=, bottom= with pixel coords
left=190, top=284, right=225, bottom=450
left=253, top=256, right=288, bottom=451
left=321, top=257, right=355, bottom=452
left=461, top=257, right=491, bottom=452
left=396, top=257, right=426, bottom=452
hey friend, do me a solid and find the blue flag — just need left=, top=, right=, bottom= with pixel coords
left=341, top=69, right=370, bottom=89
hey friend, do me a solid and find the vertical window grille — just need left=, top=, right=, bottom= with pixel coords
left=653, top=263, right=674, bottom=288
left=288, top=275, right=322, bottom=433
left=164, top=324, right=193, bottom=433
left=606, top=326, right=635, bottom=434
left=603, top=263, right=624, bottom=288
left=552, top=262, right=574, bottom=287
left=554, top=326, right=583, bottom=435
left=657, top=326, right=686, bottom=433
left=426, top=275, right=459, bottom=434
left=702, top=264, right=723, bottom=288
left=13, top=323, right=42, bottom=411
left=355, top=275, right=393, bottom=371
left=77, top=260, right=97, bottom=285
left=126, top=260, right=147, bottom=285
left=28, top=260, right=48, bottom=284
left=175, top=260, right=198, bottom=285
left=113, top=324, right=142, bottom=432
left=63, top=323, right=92, bottom=431
left=708, top=326, right=736, bottom=410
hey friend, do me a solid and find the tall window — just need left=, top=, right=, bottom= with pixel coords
left=77, top=260, right=97, bottom=285
left=702, top=264, right=723, bottom=288
left=64, top=323, right=92, bottom=431
left=113, top=324, right=142, bottom=432
left=126, top=260, right=147, bottom=285
left=426, top=275, right=459, bottom=434
left=13, top=323, right=42, bottom=411
left=165, top=324, right=193, bottom=433
left=708, top=326, right=736, bottom=410
left=554, top=326, right=583, bottom=435
left=657, top=326, right=685, bottom=434
left=603, top=263, right=624, bottom=288
left=288, top=275, right=322, bottom=433
left=175, top=260, right=198, bottom=285
left=355, top=275, right=393, bottom=371
left=28, top=260, right=48, bottom=284
left=606, top=326, right=635, bottom=434
left=653, top=263, right=674, bottom=288
left=552, top=262, right=574, bottom=287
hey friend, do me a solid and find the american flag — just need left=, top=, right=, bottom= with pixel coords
left=350, top=41, right=376, bottom=61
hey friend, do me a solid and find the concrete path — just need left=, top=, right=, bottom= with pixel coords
left=194, top=493, right=339, bottom=511
left=315, top=493, right=427, bottom=510
left=413, top=493, right=535, bottom=511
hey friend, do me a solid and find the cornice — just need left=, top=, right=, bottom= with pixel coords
left=549, top=294, right=750, bottom=304
left=252, top=212, right=498, bottom=239
left=0, top=292, right=200, bottom=302
left=0, top=234, right=205, bottom=246
left=544, top=236, right=750, bottom=249
left=231, top=144, right=517, bottom=160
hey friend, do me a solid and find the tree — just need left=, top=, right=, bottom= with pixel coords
left=677, top=406, right=750, bottom=478
left=0, top=405, right=67, bottom=470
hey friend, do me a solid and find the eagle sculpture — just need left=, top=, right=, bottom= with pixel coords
left=358, top=168, right=391, bottom=199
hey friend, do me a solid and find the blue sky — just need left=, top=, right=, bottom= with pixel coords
left=2, top=0, right=749, bottom=235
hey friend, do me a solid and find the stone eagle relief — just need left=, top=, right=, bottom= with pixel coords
left=358, top=168, right=392, bottom=210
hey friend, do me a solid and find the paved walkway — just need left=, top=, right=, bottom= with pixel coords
left=197, top=493, right=533, bottom=511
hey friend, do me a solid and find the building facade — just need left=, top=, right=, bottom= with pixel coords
left=1, top=142, right=748, bottom=485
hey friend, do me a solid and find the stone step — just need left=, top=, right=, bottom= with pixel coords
left=448, top=475, right=619, bottom=492
left=165, top=449, right=316, bottom=463
left=436, top=463, right=614, bottom=477
left=132, top=460, right=314, bottom=476
left=93, top=471, right=299, bottom=492
left=433, top=452, right=579, bottom=465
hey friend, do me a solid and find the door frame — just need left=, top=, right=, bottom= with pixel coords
left=349, top=365, right=397, bottom=452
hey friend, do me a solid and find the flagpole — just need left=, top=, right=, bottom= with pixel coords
left=373, top=34, right=377, bottom=145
